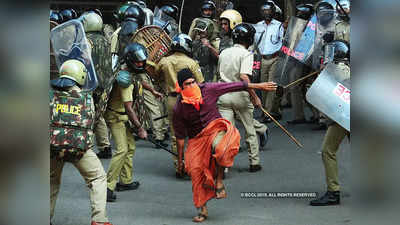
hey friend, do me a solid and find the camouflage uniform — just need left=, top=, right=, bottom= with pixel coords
left=86, top=31, right=113, bottom=152
left=102, top=24, right=115, bottom=43
left=138, top=72, right=168, bottom=141
left=50, top=85, right=109, bottom=223
left=192, top=39, right=218, bottom=82
left=188, top=18, right=220, bottom=41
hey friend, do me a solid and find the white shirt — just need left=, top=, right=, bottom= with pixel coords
left=254, top=19, right=284, bottom=55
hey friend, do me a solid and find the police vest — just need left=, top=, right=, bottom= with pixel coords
left=49, top=88, right=95, bottom=162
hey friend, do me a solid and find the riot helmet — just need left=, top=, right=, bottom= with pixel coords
left=60, top=9, right=78, bottom=23
left=124, top=5, right=145, bottom=27
left=123, top=43, right=148, bottom=72
left=171, top=33, right=193, bottom=56
left=316, top=1, right=335, bottom=27
left=135, top=0, right=147, bottom=8
left=337, top=0, right=350, bottom=20
left=260, top=2, right=276, bottom=21
left=59, top=59, right=88, bottom=86
left=114, top=4, right=132, bottom=23
left=232, top=23, right=256, bottom=47
left=220, top=9, right=242, bottom=30
left=322, top=40, right=350, bottom=63
left=81, top=12, right=103, bottom=32
left=85, top=8, right=102, bottom=18
left=193, top=18, right=214, bottom=38
left=296, top=4, right=314, bottom=20
left=201, top=1, right=216, bottom=18
left=159, top=4, right=179, bottom=21
left=50, top=11, right=64, bottom=25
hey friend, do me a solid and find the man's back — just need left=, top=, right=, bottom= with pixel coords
left=218, top=44, right=253, bottom=83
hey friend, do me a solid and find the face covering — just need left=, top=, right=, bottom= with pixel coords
left=175, top=81, right=203, bottom=111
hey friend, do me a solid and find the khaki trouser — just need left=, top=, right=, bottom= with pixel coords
left=106, top=120, right=136, bottom=191
left=261, top=57, right=281, bottom=115
left=50, top=149, right=108, bottom=222
left=94, top=115, right=111, bottom=150
left=321, top=123, right=349, bottom=191
left=288, top=66, right=305, bottom=120
left=234, top=113, right=267, bottom=135
left=167, top=96, right=178, bottom=171
left=144, top=94, right=166, bottom=141
left=218, top=92, right=260, bottom=165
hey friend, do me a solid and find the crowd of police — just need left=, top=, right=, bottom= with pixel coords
left=49, top=0, right=350, bottom=224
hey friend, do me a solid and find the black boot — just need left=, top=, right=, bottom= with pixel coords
left=116, top=181, right=140, bottom=191
left=310, top=191, right=340, bottom=206
left=97, top=147, right=112, bottom=159
left=107, top=188, right=116, bottom=202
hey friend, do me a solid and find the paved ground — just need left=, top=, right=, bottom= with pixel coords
left=52, top=107, right=351, bottom=225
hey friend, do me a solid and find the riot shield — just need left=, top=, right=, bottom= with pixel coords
left=306, top=62, right=350, bottom=131
left=143, top=7, right=154, bottom=26
left=293, top=13, right=317, bottom=66
left=273, top=16, right=308, bottom=85
left=50, top=21, right=59, bottom=80
left=50, top=19, right=98, bottom=91
left=312, top=1, right=338, bottom=69
left=153, top=6, right=178, bottom=38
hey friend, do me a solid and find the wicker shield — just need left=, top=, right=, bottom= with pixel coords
left=131, top=25, right=172, bottom=83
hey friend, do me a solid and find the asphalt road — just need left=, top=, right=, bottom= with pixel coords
left=52, top=107, right=351, bottom=225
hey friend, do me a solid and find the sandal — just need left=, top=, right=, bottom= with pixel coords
left=192, top=213, right=208, bottom=223
left=215, top=185, right=227, bottom=199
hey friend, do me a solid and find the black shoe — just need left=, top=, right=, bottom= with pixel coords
left=259, top=129, right=270, bottom=148
left=154, top=140, right=168, bottom=149
left=249, top=164, right=262, bottom=172
left=163, top=132, right=170, bottom=141
left=310, top=191, right=340, bottom=206
left=107, top=188, right=116, bottom=202
left=261, top=114, right=282, bottom=123
left=116, top=181, right=140, bottom=191
left=97, top=147, right=112, bottom=159
left=287, top=118, right=308, bottom=125
left=312, top=123, right=327, bottom=131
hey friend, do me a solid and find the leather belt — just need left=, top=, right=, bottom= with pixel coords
left=262, top=52, right=278, bottom=60
left=107, top=107, right=127, bottom=115
left=168, top=92, right=178, bottom=97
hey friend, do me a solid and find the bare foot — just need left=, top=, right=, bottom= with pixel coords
left=215, top=183, right=227, bottom=199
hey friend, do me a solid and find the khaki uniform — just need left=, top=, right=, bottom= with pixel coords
left=104, top=83, right=136, bottom=191
left=261, top=56, right=281, bottom=115
left=321, top=62, right=350, bottom=191
left=138, top=72, right=167, bottom=141
left=110, top=27, right=121, bottom=55
left=94, top=115, right=111, bottom=150
left=217, top=44, right=260, bottom=165
left=50, top=86, right=109, bottom=223
left=156, top=52, right=204, bottom=171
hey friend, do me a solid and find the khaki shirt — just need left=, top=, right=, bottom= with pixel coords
left=335, top=21, right=350, bottom=43
left=156, top=52, right=205, bottom=93
left=110, top=27, right=121, bottom=54
left=218, top=44, right=254, bottom=82
left=138, top=72, right=155, bottom=103
left=105, top=83, right=133, bottom=122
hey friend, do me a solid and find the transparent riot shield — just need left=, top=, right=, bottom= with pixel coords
left=306, top=62, right=350, bottom=131
left=153, top=6, right=178, bottom=38
left=274, top=16, right=308, bottom=85
left=312, top=2, right=338, bottom=69
left=293, top=13, right=317, bottom=66
left=50, top=19, right=98, bottom=91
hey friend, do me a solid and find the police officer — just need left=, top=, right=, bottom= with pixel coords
left=105, top=43, right=148, bottom=202
left=217, top=23, right=266, bottom=172
left=81, top=12, right=113, bottom=159
left=255, top=1, right=285, bottom=123
left=155, top=33, right=205, bottom=178
left=335, top=0, right=350, bottom=42
left=192, top=18, right=219, bottom=82
left=50, top=59, right=113, bottom=225
left=153, top=4, right=179, bottom=38
left=310, top=40, right=350, bottom=206
left=128, top=43, right=168, bottom=148
left=188, top=1, right=220, bottom=41
left=111, top=4, right=145, bottom=71
left=59, top=8, right=78, bottom=23
left=217, top=10, right=270, bottom=149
